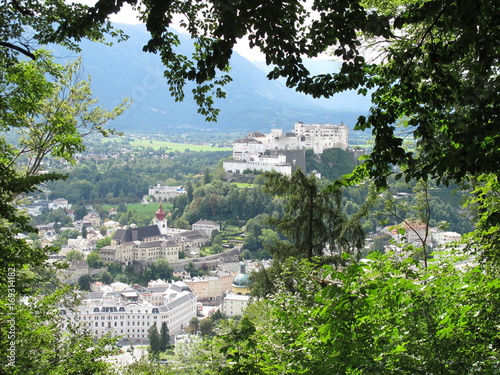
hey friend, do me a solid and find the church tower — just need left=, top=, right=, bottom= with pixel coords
left=154, top=204, right=168, bottom=235
left=232, top=262, right=251, bottom=295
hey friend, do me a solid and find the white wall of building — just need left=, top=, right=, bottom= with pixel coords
left=62, top=291, right=197, bottom=342
left=222, top=293, right=250, bottom=317
left=225, top=122, right=349, bottom=175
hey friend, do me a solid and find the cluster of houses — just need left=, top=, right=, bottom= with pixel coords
left=33, top=200, right=221, bottom=265
left=30, top=199, right=255, bottom=341
left=380, top=220, right=462, bottom=251
left=23, top=197, right=71, bottom=217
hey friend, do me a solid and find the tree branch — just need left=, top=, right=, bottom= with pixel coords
left=10, top=0, right=35, bottom=16
left=0, top=41, right=36, bottom=59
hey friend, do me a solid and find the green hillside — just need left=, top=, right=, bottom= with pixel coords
left=305, top=148, right=357, bottom=181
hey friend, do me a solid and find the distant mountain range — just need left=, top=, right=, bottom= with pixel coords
left=51, top=24, right=370, bottom=134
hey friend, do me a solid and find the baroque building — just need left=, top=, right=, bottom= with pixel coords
left=99, top=206, right=210, bottom=265
left=221, top=262, right=251, bottom=317
left=60, top=281, right=197, bottom=343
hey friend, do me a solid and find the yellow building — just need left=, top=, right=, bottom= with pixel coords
left=222, top=262, right=251, bottom=317
left=231, top=262, right=251, bottom=295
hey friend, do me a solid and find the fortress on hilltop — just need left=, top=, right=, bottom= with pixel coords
left=223, top=121, right=349, bottom=176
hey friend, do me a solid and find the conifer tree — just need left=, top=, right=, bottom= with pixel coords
left=160, top=322, right=170, bottom=352
left=263, top=169, right=372, bottom=262
left=148, top=323, right=161, bottom=358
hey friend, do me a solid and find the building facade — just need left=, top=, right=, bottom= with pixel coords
left=221, top=262, right=251, bottom=317
left=84, top=212, right=102, bottom=228
left=223, top=154, right=293, bottom=176
left=224, top=121, right=349, bottom=175
left=149, top=183, right=187, bottom=202
left=100, top=224, right=209, bottom=265
left=61, top=282, right=197, bottom=343
left=184, top=276, right=222, bottom=301
left=191, top=220, right=221, bottom=236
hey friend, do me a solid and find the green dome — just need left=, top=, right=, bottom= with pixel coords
left=233, top=261, right=251, bottom=287
left=233, top=273, right=251, bottom=287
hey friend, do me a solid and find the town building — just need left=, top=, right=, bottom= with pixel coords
left=170, top=230, right=211, bottom=256
left=100, top=225, right=184, bottom=265
left=49, top=198, right=70, bottom=210
left=108, top=207, right=118, bottom=219
left=221, top=262, right=252, bottom=317
left=99, top=207, right=210, bottom=265
left=148, top=182, right=187, bottom=202
left=191, top=220, right=220, bottom=236
left=67, top=236, right=91, bottom=250
left=60, top=281, right=197, bottom=343
left=210, top=270, right=234, bottom=293
left=384, top=220, right=434, bottom=248
left=184, top=276, right=222, bottom=302
left=83, top=212, right=102, bottom=228
left=431, top=230, right=462, bottom=247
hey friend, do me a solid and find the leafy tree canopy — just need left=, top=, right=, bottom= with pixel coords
left=219, top=252, right=500, bottom=374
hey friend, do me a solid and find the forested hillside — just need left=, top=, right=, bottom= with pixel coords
left=45, top=148, right=231, bottom=204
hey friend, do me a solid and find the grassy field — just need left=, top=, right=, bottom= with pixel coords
left=230, top=183, right=255, bottom=188
left=102, top=203, right=173, bottom=217
left=128, top=139, right=231, bottom=152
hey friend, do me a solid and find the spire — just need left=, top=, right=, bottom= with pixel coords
left=155, top=204, right=166, bottom=221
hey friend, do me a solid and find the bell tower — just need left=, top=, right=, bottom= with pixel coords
left=153, top=204, right=168, bottom=235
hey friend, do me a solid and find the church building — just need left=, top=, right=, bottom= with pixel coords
left=221, top=262, right=252, bottom=317
left=99, top=205, right=209, bottom=265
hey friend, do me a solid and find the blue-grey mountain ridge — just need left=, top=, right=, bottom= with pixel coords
left=52, top=23, right=370, bottom=134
